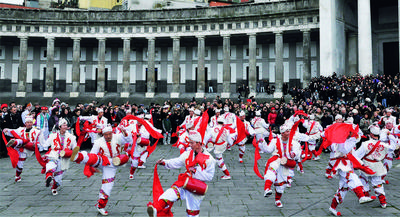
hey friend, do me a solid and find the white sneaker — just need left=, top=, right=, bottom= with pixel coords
left=312, top=156, right=320, bottom=161
left=359, top=196, right=374, bottom=204
left=147, top=205, right=157, bottom=217
left=97, top=207, right=108, bottom=216
left=138, top=165, right=146, bottom=169
left=129, top=175, right=134, bottom=180
left=52, top=189, right=58, bottom=196
left=15, top=176, right=21, bottom=183
left=381, top=203, right=387, bottom=209
left=329, top=207, right=341, bottom=216
left=221, top=175, right=231, bottom=180
left=264, top=189, right=272, bottom=197
left=286, top=183, right=292, bottom=188
left=275, top=200, right=283, bottom=208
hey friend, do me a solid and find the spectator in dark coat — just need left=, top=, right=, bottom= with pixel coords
left=3, top=106, right=23, bottom=129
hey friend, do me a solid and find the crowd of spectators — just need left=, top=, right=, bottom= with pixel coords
left=1, top=73, right=399, bottom=158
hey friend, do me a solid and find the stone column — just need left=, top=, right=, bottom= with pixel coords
left=302, top=29, right=311, bottom=88
left=121, top=37, right=131, bottom=98
left=16, top=36, right=28, bottom=97
left=274, top=31, right=284, bottom=98
left=358, top=0, right=373, bottom=76
left=196, top=35, right=205, bottom=98
left=44, top=36, right=55, bottom=97
left=222, top=34, right=231, bottom=98
left=348, top=33, right=358, bottom=76
left=248, top=33, right=257, bottom=97
left=71, top=37, right=80, bottom=97
left=171, top=36, right=180, bottom=98
left=96, top=37, right=106, bottom=98
left=146, top=37, right=156, bottom=98
left=319, top=0, right=336, bottom=76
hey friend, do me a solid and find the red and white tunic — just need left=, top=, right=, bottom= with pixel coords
left=45, top=131, right=77, bottom=170
left=251, top=116, right=269, bottom=140
left=354, top=138, right=396, bottom=177
left=4, top=127, right=42, bottom=153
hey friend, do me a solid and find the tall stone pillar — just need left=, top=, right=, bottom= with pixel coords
left=71, top=37, right=80, bottom=97
left=171, top=36, right=180, bottom=98
left=348, top=33, right=358, bottom=76
left=302, top=29, right=311, bottom=88
left=146, top=37, right=156, bottom=98
left=121, top=37, right=131, bottom=98
left=274, top=31, right=284, bottom=98
left=358, top=0, right=373, bottom=76
left=248, top=33, right=257, bottom=97
left=319, top=0, right=336, bottom=76
left=17, top=36, right=28, bottom=97
left=44, top=36, right=55, bottom=97
left=96, top=37, right=106, bottom=98
left=196, top=35, right=205, bottom=98
left=222, top=34, right=231, bottom=98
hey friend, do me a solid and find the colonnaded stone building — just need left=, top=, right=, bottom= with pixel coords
left=0, top=0, right=398, bottom=102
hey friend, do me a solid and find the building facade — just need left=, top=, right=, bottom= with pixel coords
left=0, top=0, right=398, bottom=100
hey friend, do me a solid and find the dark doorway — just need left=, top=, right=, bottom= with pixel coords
left=53, top=68, right=57, bottom=92
left=246, top=66, right=249, bottom=87
left=42, top=67, right=46, bottom=92
left=105, top=68, right=108, bottom=91
left=383, top=42, right=399, bottom=77
left=195, top=67, right=198, bottom=92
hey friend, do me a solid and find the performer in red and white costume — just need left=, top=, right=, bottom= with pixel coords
left=379, top=119, right=400, bottom=184
left=147, top=130, right=216, bottom=217
left=80, top=108, right=108, bottom=146
left=354, top=124, right=397, bottom=208
left=129, top=114, right=153, bottom=179
left=70, top=125, right=132, bottom=216
left=3, top=115, right=44, bottom=182
left=326, top=127, right=374, bottom=216
left=180, top=107, right=198, bottom=129
left=222, top=106, right=237, bottom=150
left=204, top=116, right=234, bottom=180
left=305, top=114, right=323, bottom=161
left=260, top=123, right=304, bottom=208
left=43, top=118, right=77, bottom=196
left=379, top=108, right=396, bottom=126
left=237, top=110, right=255, bottom=163
left=251, top=110, right=269, bottom=146
left=208, top=109, right=221, bottom=128
left=174, top=121, right=193, bottom=155
left=325, top=114, right=344, bottom=179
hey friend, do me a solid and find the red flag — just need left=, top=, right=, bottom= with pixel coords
left=149, top=108, right=154, bottom=125
left=316, top=123, right=357, bottom=156
left=198, top=109, right=209, bottom=141
left=252, top=137, right=264, bottom=179
left=288, top=119, right=304, bottom=154
left=75, top=117, right=81, bottom=137
left=147, top=139, right=159, bottom=156
left=1, top=132, right=19, bottom=168
left=152, top=164, right=164, bottom=205
left=122, top=115, right=163, bottom=139
left=233, top=116, right=247, bottom=145
left=268, top=127, right=273, bottom=143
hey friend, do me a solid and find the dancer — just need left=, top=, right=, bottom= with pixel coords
left=147, top=130, right=216, bottom=217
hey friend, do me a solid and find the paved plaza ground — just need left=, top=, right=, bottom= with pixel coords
left=0, top=144, right=399, bottom=217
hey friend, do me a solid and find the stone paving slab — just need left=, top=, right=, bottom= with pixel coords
left=1, top=144, right=399, bottom=216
